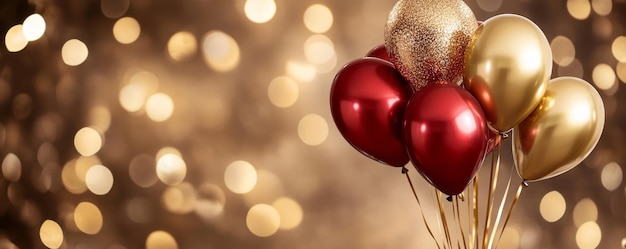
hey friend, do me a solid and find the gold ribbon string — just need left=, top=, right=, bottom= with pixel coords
left=402, top=167, right=443, bottom=249
left=436, top=190, right=453, bottom=249
left=472, top=176, right=478, bottom=249
left=454, top=195, right=468, bottom=249
left=482, top=138, right=502, bottom=249
left=487, top=168, right=514, bottom=249
left=495, top=181, right=525, bottom=249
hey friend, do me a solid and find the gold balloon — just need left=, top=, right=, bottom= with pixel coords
left=463, top=14, right=552, bottom=132
left=384, top=0, right=477, bottom=92
left=513, top=77, right=605, bottom=182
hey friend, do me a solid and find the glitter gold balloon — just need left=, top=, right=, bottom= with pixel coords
left=463, top=14, right=552, bottom=132
left=513, top=77, right=605, bottom=182
left=384, top=0, right=477, bottom=92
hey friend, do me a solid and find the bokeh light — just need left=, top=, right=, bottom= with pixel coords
left=573, top=198, right=598, bottom=227
left=202, top=31, right=240, bottom=72
left=612, top=36, right=626, bottom=63
left=272, top=197, right=303, bottom=230
left=5, top=25, right=28, bottom=52
left=119, top=85, right=148, bottom=112
left=476, top=0, right=503, bottom=12
left=129, top=70, right=160, bottom=92
left=156, top=153, right=187, bottom=186
left=39, top=220, right=63, bottom=249
left=244, top=0, right=277, bottom=24
left=74, top=127, right=103, bottom=156
left=551, top=36, right=576, bottom=66
left=74, top=202, right=104, bottom=235
left=558, top=58, right=584, bottom=78
left=85, top=165, right=114, bottom=195
left=156, top=147, right=182, bottom=160
left=167, top=31, right=197, bottom=61
left=162, top=182, right=196, bottom=214
left=0, top=237, right=18, bottom=249
left=146, top=230, right=178, bottom=249
left=303, top=4, right=333, bottom=33
left=89, top=105, right=112, bottom=131
left=194, top=183, right=226, bottom=220
left=62, top=39, right=89, bottom=66
left=286, top=60, right=317, bottom=82
left=246, top=204, right=280, bottom=237
left=224, top=160, right=257, bottom=194
left=2, top=153, right=21, bottom=182
left=576, top=221, right=601, bottom=249
left=304, top=34, right=335, bottom=64
left=567, top=0, right=591, bottom=20
left=591, top=0, right=612, bottom=16
left=61, top=159, right=87, bottom=194
left=267, top=76, right=299, bottom=108
left=113, top=17, right=141, bottom=44
left=22, top=14, right=46, bottom=41
left=592, top=63, right=616, bottom=90
left=600, top=162, right=623, bottom=191
left=76, top=156, right=102, bottom=184
left=145, top=93, right=174, bottom=122
left=244, top=170, right=283, bottom=206
left=540, top=191, right=566, bottom=222
left=129, top=154, right=158, bottom=188
left=297, top=114, right=329, bottom=145
left=101, top=0, right=130, bottom=18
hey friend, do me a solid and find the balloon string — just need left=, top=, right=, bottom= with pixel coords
left=436, top=190, right=453, bottom=249
left=487, top=168, right=514, bottom=249
left=472, top=176, right=478, bottom=249
left=402, top=167, right=443, bottom=249
left=495, top=181, right=526, bottom=249
left=482, top=138, right=501, bottom=249
left=454, top=195, right=468, bottom=249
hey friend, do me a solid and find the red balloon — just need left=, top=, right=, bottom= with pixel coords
left=403, top=82, right=488, bottom=195
left=330, top=58, right=411, bottom=167
left=365, top=44, right=391, bottom=62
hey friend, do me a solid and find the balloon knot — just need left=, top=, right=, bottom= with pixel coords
left=401, top=167, right=409, bottom=174
left=522, top=180, right=529, bottom=187
left=501, top=132, right=510, bottom=140
left=446, top=195, right=453, bottom=202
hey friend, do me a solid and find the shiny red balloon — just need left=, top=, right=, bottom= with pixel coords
left=403, top=82, right=488, bottom=195
left=330, top=58, right=411, bottom=167
left=365, top=44, right=391, bottom=62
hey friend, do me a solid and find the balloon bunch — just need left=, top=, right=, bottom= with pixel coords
left=329, top=0, right=605, bottom=248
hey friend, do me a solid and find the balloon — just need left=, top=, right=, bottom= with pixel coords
left=404, top=81, right=488, bottom=195
left=463, top=14, right=552, bottom=132
left=384, top=0, right=477, bottom=92
left=513, top=77, right=605, bottom=182
left=365, top=44, right=391, bottom=62
left=330, top=58, right=412, bottom=167
left=486, top=131, right=501, bottom=154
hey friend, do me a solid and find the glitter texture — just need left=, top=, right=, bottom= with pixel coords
left=384, top=0, right=477, bottom=91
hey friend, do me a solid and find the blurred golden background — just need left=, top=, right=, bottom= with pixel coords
left=0, top=0, right=625, bottom=248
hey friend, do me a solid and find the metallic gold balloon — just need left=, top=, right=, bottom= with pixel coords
left=513, top=77, right=605, bottom=182
left=463, top=14, right=552, bottom=132
left=384, top=0, right=477, bottom=92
